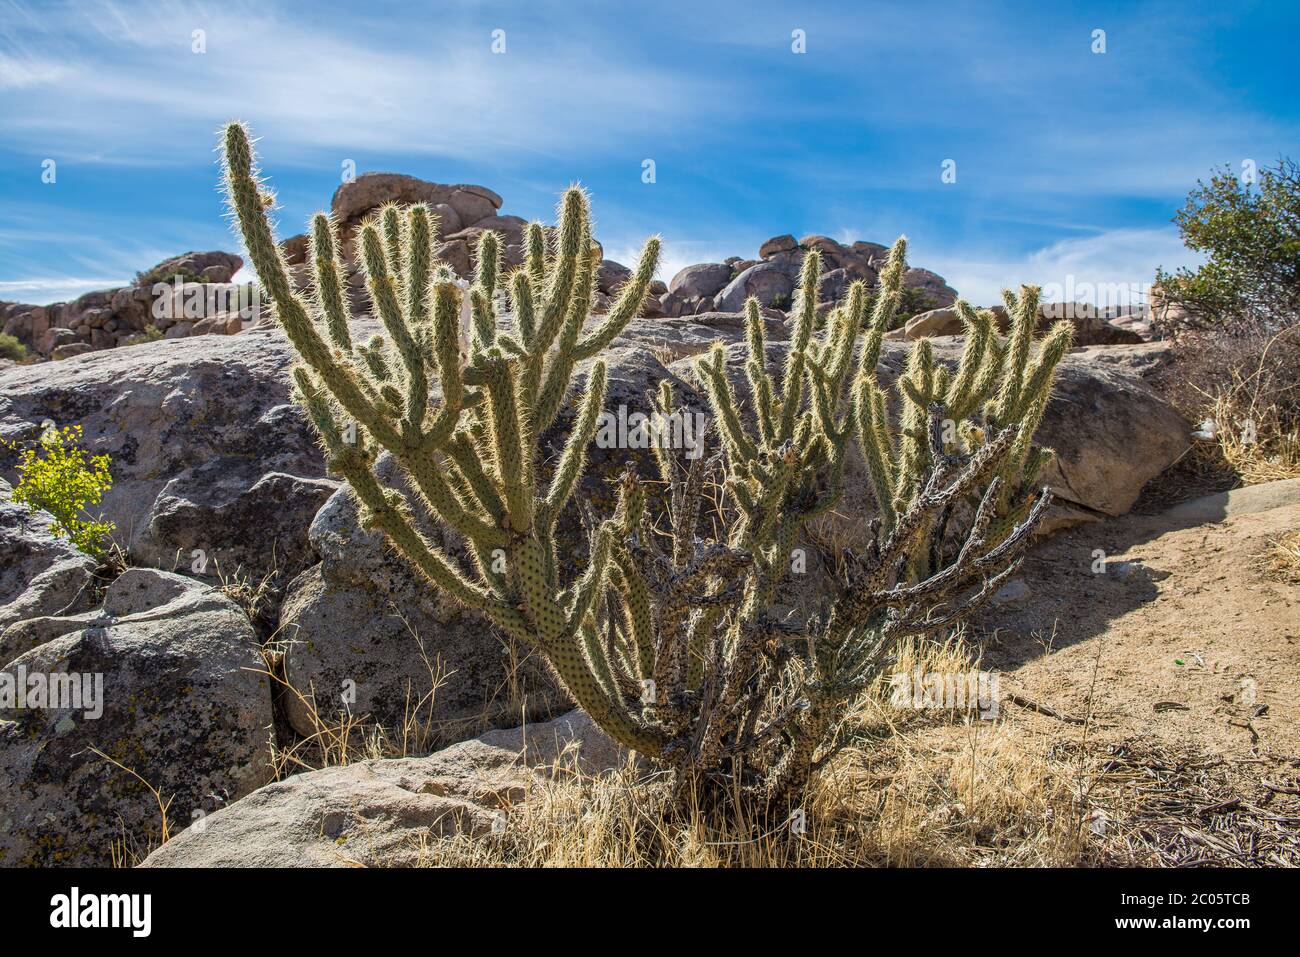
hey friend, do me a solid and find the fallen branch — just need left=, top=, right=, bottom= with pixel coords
left=1004, top=692, right=1090, bottom=725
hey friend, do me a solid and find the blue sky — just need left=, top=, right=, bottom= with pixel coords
left=1, top=0, right=1296, bottom=306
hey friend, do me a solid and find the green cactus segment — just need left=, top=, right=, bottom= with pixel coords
left=223, top=121, right=1070, bottom=804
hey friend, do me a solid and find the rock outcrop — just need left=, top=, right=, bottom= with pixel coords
left=329, top=173, right=513, bottom=279
left=140, top=709, right=621, bottom=867
left=0, top=478, right=99, bottom=637
left=657, top=234, right=959, bottom=319
left=0, top=568, right=273, bottom=866
left=903, top=302, right=1146, bottom=346
left=0, top=325, right=328, bottom=583
left=1, top=251, right=250, bottom=359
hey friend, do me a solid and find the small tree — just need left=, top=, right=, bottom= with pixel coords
left=10, top=424, right=115, bottom=558
left=1156, top=157, right=1300, bottom=336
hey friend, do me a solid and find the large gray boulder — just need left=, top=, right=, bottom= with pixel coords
left=141, top=709, right=621, bottom=867
left=596, top=259, right=633, bottom=296
left=1034, top=344, right=1189, bottom=525
left=713, top=261, right=795, bottom=312
left=667, top=338, right=1188, bottom=539
left=611, top=311, right=789, bottom=362
left=131, top=464, right=338, bottom=583
left=0, top=568, right=273, bottom=866
left=0, top=479, right=98, bottom=637
left=903, top=302, right=1146, bottom=346
left=668, top=262, right=733, bottom=300
left=0, top=325, right=330, bottom=583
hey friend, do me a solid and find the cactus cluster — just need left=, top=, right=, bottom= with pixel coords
left=222, top=122, right=1070, bottom=807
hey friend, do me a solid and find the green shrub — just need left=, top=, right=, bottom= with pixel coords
left=1156, top=157, right=1300, bottom=337
left=122, top=325, right=165, bottom=346
left=134, top=265, right=206, bottom=288
left=9, top=424, right=115, bottom=558
left=0, top=333, right=27, bottom=361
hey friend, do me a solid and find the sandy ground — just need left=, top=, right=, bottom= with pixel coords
left=890, top=481, right=1300, bottom=865
left=978, top=484, right=1298, bottom=760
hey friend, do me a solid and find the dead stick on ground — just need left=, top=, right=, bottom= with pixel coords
left=1262, top=780, right=1300, bottom=796
left=1005, top=693, right=1090, bottom=725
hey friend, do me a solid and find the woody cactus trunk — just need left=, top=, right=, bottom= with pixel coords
left=222, top=122, right=1070, bottom=807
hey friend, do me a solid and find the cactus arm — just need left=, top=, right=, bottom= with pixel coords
left=741, top=298, right=779, bottom=446
left=944, top=301, right=992, bottom=421
left=309, top=213, right=353, bottom=351
left=531, top=190, right=588, bottom=359
left=360, top=225, right=430, bottom=433
left=697, top=345, right=759, bottom=462
left=475, top=229, right=500, bottom=299
left=564, top=522, right=614, bottom=635
left=380, top=204, right=404, bottom=284
left=777, top=250, right=821, bottom=443
left=994, top=284, right=1041, bottom=423
left=445, top=430, right=506, bottom=518
left=405, top=206, right=433, bottom=321
left=612, top=549, right=656, bottom=680
left=470, top=287, right=496, bottom=350
left=1013, top=320, right=1073, bottom=423
left=545, top=360, right=607, bottom=519
left=853, top=376, right=898, bottom=530
left=525, top=220, right=547, bottom=293
left=335, top=448, right=495, bottom=612
left=895, top=339, right=936, bottom=504
left=481, top=355, right=533, bottom=533
left=511, top=269, right=537, bottom=349
left=825, top=281, right=866, bottom=390
left=573, top=236, right=661, bottom=360
left=580, top=615, right=623, bottom=705
left=402, top=454, right=506, bottom=548
left=533, top=246, right=598, bottom=435
left=222, top=123, right=401, bottom=451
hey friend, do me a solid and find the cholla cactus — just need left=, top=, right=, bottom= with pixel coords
left=222, top=122, right=1069, bottom=807
left=633, top=244, right=1073, bottom=801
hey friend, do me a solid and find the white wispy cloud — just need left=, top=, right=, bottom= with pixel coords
left=0, top=276, right=130, bottom=302
left=0, top=51, right=73, bottom=89
left=605, top=237, right=754, bottom=287
left=921, top=227, right=1202, bottom=308
left=0, top=0, right=726, bottom=165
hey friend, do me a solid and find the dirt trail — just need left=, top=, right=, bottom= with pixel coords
left=886, top=482, right=1300, bottom=865
left=976, top=485, right=1299, bottom=761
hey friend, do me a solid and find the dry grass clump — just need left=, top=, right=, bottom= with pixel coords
left=411, top=722, right=1090, bottom=868
left=257, top=622, right=450, bottom=777
left=215, top=559, right=282, bottom=636
left=91, top=746, right=174, bottom=869
left=412, top=634, right=1095, bottom=867
left=1163, top=325, right=1300, bottom=491
left=1255, top=529, right=1300, bottom=584
left=257, top=609, right=562, bottom=777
